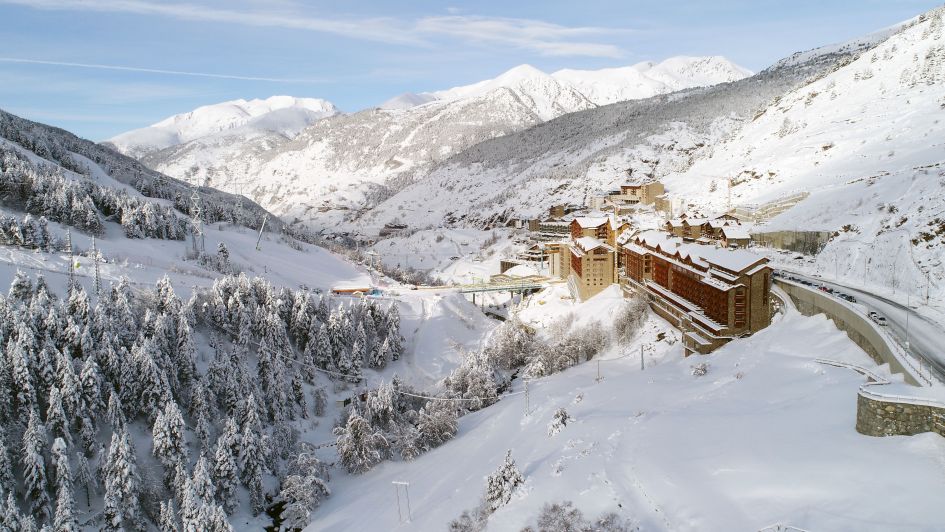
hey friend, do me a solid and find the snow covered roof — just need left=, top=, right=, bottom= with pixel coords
left=574, top=216, right=609, bottom=228
left=575, top=236, right=613, bottom=252
left=699, top=247, right=766, bottom=273
left=721, top=226, right=751, bottom=240
left=707, top=220, right=736, bottom=229
left=625, top=229, right=766, bottom=275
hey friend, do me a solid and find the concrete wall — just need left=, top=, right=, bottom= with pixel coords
left=776, top=280, right=920, bottom=386
left=856, top=392, right=945, bottom=437
left=751, top=230, right=832, bottom=255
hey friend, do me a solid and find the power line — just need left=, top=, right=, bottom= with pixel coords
left=197, top=313, right=526, bottom=404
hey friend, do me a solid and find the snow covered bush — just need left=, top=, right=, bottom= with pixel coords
left=484, top=450, right=525, bottom=512
left=333, top=411, right=390, bottom=474
left=521, top=501, right=638, bottom=532
left=548, top=408, right=572, bottom=436
left=612, top=295, right=649, bottom=344
left=278, top=446, right=330, bottom=531
left=691, top=362, right=709, bottom=377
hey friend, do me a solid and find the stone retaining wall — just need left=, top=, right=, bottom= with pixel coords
left=856, top=392, right=945, bottom=437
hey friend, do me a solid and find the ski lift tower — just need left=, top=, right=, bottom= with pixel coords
left=190, top=185, right=205, bottom=256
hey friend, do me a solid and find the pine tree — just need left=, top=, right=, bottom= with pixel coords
left=386, top=304, right=403, bottom=361
left=175, top=311, right=198, bottom=389
left=1, top=492, right=20, bottom=531
left=350, top=337, right=365, bottom=382
left=239, top=423, right=266, bottom=515
left=105, top=388, right=125, bottom=429
left=333, top=411, right=389, bottom=474
left=78, top=356, right=104, bottom=416
left=9, top=270, right=33, bottom=303
left=1, top=492, right=26, bottom=531
left=417, top=401, right=459, bottom=451
left=373, top=336, right=391, bottom=369
left=152, top=400, right=188, bottom=487
left=21, top=409, right=50, bottom=522
left=133, top=338, right=171, bottom=420
left=362, top=313, right=377, bottom=366
left=213, top=433, right=238, bottom=515
left=55, top=350, right=81, bottom=418
left=102, top=429, right=140, bottom=530
left=159, top=499, right=179, bottom=532
left=237, top=396, right=266, bottom=515
left=74, top=454, right=94, bottom=508
left=307, top=322, right=333, bottom=371
left=191, top=455, right=215, bottom=506
left=11, top=339, right=37, bottom=418
left=51, top=438, right=78, bottom=532
left=0, top=427, right=14, bottom=493
left=484, top=450, right=524, bottom=512
left=45, top=387, right=72, bottom=447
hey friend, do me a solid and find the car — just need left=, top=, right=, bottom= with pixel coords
left=869, top=312, right=888, bottom=326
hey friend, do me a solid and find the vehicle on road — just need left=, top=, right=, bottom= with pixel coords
left=868, top=311, right=888, bottom=326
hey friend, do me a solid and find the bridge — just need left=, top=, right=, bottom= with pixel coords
left=454, top=279, right=548, bottom=294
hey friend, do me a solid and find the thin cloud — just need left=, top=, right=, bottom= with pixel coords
left=2, top=0, right=422, bottom=45
left=417, top=16, right=627, bottom=58
left=1, top=0, right=627, bottom=58
left=0, top=57, right=333, bottom=84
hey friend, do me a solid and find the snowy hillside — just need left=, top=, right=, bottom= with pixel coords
left=0, top=108, right=500, bottom=531
left=662, top=6, right=945, bottom=303
left=109, top=58, right=748, bottom=232
left=308, top=303, right=945, bottom=531
left=105, top=96, right=339, bottom=159
left=363, top=37, right=858, bottom=231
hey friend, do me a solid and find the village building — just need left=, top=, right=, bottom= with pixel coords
left=568, top=236, right=616, bottom=300
left=663, top=215, right=709, bottom=240
left=618, top=182, right=665, bottom=205
left=720, top=226, right=751, bottom=248
left=620, top=230, right=772, bottom=355
left=588, top=181, right=665, bottom=213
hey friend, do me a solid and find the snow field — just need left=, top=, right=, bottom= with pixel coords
left=308, top=305, right=945, bottom=531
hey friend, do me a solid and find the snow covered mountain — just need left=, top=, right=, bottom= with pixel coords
left=108, top=57, right=749, bottom=230
left=104, top=95, right=339, bottom=159
left=367, top=5, right=945, bottom=301
left=552, top=55, right=752, bottom=106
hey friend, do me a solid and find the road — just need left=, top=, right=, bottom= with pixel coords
left=778, top=269, right=945, bottom=383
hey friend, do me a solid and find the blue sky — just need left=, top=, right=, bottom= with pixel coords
left=0, top=0, right=940, bottom=140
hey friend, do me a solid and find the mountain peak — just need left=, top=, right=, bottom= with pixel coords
left=107, top=95, right=339, bottom=158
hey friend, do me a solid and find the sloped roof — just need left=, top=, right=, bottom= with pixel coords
left=574, top=216, right=609, bottom=228
left=575, top=236, right=613, bottom=253
left=721, top=226, right=751, bottom=240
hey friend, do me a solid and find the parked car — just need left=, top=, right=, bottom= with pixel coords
left=869, top=312, right=888, bottom=326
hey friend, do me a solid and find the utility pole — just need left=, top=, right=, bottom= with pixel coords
left=255, top=214, right=269, bottom=251
left=66, top=229, right=75, bottom=291
left=91, top=235, right=101, bottom=298
left=640, top=344, right=645, bottom=371
left=596, top=359, right=602, bottom=383
left=905, top=293, right=911, bottom=352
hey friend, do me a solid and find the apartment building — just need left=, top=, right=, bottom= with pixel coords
left=621, top=230, right=772, bottom=355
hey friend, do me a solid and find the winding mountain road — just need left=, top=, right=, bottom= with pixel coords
left=778, top=269, right=945, bottom=384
